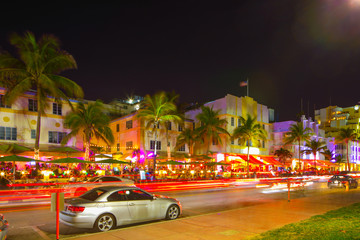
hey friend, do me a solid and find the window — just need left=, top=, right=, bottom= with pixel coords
left=178, top=145, right=185, bottom=152
left=212, top=138, right=218, bottom=145
left=126, top=189, right=153, bottom=201
left=31, top=129, right=36, bottom=139
left=107, top=190, right=127, bottom=201
left=238, top=119, right=242, bottom=127
left=52, top=103, right=62, bottom=115
left=126, top=141, right=133, bottom=150
left=0, top=127, right=17, bottom=140
left=117, top=143, right=120, bottom=152
left=231, top=117, right=234, bottom=126
left=0, top=95, right=11, bottom=108
left=126, top=120, right=133, bottom=129
left=116, top=124, right=120, bottom=132
left=28, top=99, right=38, bottom=112
left=150, top=140, right=161, bottom=150
left=167, top=122, right=171, bottom=130
left=48, top=131, right=66, bottom=144
left=178, top=125, right=183, bottom=132
left=231, top=139, right=234, bottom=145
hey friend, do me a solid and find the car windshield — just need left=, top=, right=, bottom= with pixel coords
left=80, top=188, right=107, bottom=201
left=88, top=177, right=100, bottom=182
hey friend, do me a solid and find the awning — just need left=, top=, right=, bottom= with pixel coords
left=302, top=159, right=328, bottom=167
left=239, top=154, right=265, bottom=165
left=261, top=156, right=283, bottom=166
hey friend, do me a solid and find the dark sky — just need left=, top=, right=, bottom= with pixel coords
left=2, top=1, right=360, bottom=121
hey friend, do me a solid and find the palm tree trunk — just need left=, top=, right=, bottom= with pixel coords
left=346, top=141, right=350, bottom=171
left=298, top=141, right=301, bottom=173
left=84, top=141, right=90, bottom=161
left=153, top=123, right=158, bottom=173
left=34, top=90, right=42, bottom=166
left=247, top=145, right=250, bottom=178
left=313, top=151, right=317, bottom=175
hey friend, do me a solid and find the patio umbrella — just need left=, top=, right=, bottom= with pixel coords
left=96, top=159, right=130, bottom=164
left=48, top=146, right=84, bottom=158
left=157, top=160, right=186, bottom=165
left=0, top=143, right=32, bottom=154
left=186, top=161, right=201, bottom=165
left=0, top=155, right=43, bottom=181
left=48, top=157, right=93, bottom=164
left=205, top=162, right=230, bottom=166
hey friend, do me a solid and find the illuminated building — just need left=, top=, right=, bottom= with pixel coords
left=315, top=105, right=360, bottom=137
left=94, top=112, right=193, bottom=165
left=271, top=115, right=329, bottom=161
left=315, top=105, right=360, bottom=170
left=0, top=88, right=81, bottom=157
left=185, top=94, right=274, bottom=156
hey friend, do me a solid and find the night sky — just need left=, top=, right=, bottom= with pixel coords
left=2, top=1, right=360, bottom=121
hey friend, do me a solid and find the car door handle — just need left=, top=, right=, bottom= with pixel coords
left=128, top=203, right=135, bottom=206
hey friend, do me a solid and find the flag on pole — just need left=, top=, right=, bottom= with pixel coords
left=240, top=80, right=248, bottom=87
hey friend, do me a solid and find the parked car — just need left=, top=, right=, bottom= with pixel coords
left=0, top=214, right=9, bottom=240
left=65, top=176, right=135, bottom=197
left=60, top=186, right=182, bottom=232
left=328, top=175, right=358, bottom=189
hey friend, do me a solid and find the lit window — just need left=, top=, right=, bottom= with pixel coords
left=126, top=120, right=133, bottom=129
left=0, top=126, right=16, bottom=140
left=31, top=129, right=36, bottom=139
left=0, top=95, right=11, bottom=108
left=28, top=99, right=37, bottom=112
left=49, top=131, right=66, bottom=144
left=53, top=103, right=62, bottom=115
left=126, top=141, right=133, bottom=150
left=150, top=140, right=161, bottom=150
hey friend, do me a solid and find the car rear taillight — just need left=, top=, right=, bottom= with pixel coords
left=68, top=206, right=85, bottom=213
left=342, top=181, right=347, bottom=184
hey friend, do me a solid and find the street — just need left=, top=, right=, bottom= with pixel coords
left=1, top=180, right=351, bottom=240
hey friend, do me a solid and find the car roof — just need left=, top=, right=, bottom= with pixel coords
left=92, top=185, right=139, bottom=191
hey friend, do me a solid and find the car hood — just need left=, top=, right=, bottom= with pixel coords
left=153, top=194, right=178, bottom=201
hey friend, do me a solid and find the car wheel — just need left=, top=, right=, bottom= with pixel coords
left=94, top=213, right=115, bottom=232
left=166, top=204, right=180, bottom=220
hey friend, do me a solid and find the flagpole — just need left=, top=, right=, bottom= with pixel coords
left=247, top=78, right=249, bottom=97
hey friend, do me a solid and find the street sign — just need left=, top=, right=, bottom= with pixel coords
left=51, top=192, right=64, bottom=212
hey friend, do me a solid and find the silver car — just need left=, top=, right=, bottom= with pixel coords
left=0, top=214, right=8, bottom=240
left=64, top=176, right=135, bottom=197
left=60, top=186, right=182, bottom=232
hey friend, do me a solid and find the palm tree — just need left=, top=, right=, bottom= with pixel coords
left=283, top=122, right=313, bottom=172
left=0, top=31, right=83, bottom=159
left=136, top=91, right=183, bottom=171
left=321, top=148, right=334, bottom=161
left=161, top=91, right=184, bottom=159
left=274, top=147, right=292, bottom=165
left=175, top=127, right=199, bottom=156
left=196, top=105, right=230, bottom=154
left=335, top=128, right=358, bottom=171
left=232, top=114, right=267, bottom=178
left=61, top=100, right=114, bottom=161
left=302, top=139, right=326, bottom=173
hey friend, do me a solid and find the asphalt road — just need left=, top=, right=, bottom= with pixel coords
left=2, top=181, right=351, bottom=240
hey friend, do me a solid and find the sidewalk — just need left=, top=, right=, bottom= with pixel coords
left=63, top=189, right=360, bottom=240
